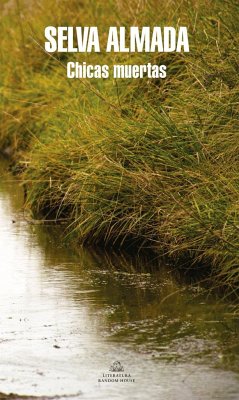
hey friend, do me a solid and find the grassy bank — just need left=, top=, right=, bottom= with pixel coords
left=1, top=0, right=239, bottom=294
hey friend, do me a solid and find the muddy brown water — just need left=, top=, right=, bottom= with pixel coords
left=0, top=158, right=239, bottom=400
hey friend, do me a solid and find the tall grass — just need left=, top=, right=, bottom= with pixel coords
left=0, top=0, right=239, bottom=294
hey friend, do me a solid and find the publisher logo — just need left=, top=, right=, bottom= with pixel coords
left=98, top=361, right=135, bottom=383
left=109, top=361, right=124, bottom=372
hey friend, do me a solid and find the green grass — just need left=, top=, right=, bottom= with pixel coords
left=0, top=0, right=239, bottom=295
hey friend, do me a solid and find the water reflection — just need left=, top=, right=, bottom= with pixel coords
left=0, top=158, right=238, bottom=400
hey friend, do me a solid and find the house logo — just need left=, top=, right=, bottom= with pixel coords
left=98, top=361, right=135, bottom=383
left=109, top=361, right=124, bottom=372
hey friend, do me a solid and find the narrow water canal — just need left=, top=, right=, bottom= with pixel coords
left=0, top=158, right=238, bottom=400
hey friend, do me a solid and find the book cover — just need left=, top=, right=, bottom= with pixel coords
left=0, top=1, right=238, bottom=399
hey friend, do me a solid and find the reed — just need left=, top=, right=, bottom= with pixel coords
left=0, top=0, right=238, bottom=295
